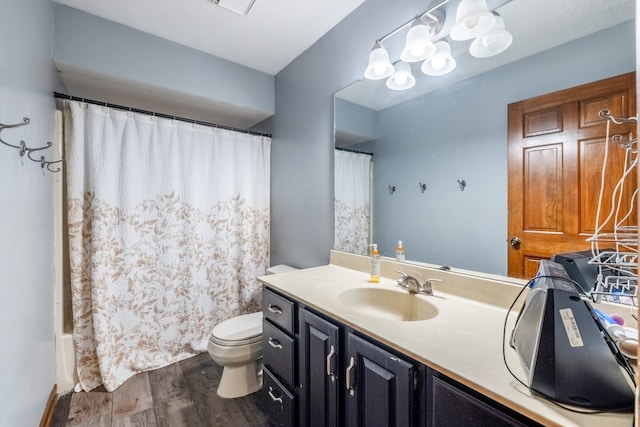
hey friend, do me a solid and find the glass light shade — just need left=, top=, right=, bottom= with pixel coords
left=421, top=41, right=456, bottom=76
left=364, top=42, right=394, bottom=80
left=400, top=20, right=436, bottom=63
left=450, top=0, right=496, bottom=41
left=469, top=16, right=513, bottom=58
left=386, top=62, right=416, bottom=91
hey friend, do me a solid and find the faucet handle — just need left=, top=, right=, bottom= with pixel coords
left=419, top=278, right=443, bottom=295
left=395, top=270, right=410, bottom=289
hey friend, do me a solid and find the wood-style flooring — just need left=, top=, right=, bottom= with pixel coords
left=51, top=353, right=271, bottom=427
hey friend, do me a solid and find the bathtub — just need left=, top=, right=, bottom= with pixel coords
left=55, top=109, right=78, bottom=394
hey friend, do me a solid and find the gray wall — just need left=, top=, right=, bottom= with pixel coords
left=0, top=1, right=58, bottom=425
left=271, top=0, right=636, bottom=270
left=359, top=21, right=635, bottom=276
left=335, top=98, right=378, bottom=146
left=53, top=4, right=274, bottom=129
left=271, top=0, right=425, bottom=268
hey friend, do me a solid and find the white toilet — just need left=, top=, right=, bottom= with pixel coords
left=207, top=265, right=297, bottom=398
left=207, top=311, right=264, bottom=398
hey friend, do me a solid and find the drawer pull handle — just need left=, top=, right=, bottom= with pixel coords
left=268, top=337, right=283, bottom=349
left=345, top=356, right=356, bottom=396
left=268, top=304, right=283, bottom=315
left=326, top=344, right=336, bottom=382
left=268, top=386, right=283, bottom=403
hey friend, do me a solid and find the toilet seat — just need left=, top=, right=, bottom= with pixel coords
left=210, top=312, right=262, bottom=347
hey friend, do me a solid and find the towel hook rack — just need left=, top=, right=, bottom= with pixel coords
left=0, top=117, right=63, bottom=173
left=598, top=109, right=638, bottom=124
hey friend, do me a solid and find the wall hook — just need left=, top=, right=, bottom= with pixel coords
left=457, top=179, right=466, bottom=191
left=388, top=185, right=396, bottom=195
left=419, top=182, right=427, bottom=193
left=0, top=117, right=63, bottom=173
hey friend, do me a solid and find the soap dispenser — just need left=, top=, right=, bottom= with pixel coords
left=369, top=244, right=380, bottom=283
left=396, top=240, right=405, bottom=262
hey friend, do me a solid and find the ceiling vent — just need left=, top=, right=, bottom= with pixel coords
left=211, top=0, right=257, bottom=16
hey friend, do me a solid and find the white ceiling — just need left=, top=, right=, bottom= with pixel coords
left=53, top=0, right=366, bottom=75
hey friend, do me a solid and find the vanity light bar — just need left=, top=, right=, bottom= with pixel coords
left=364, top=0, right=513, bottom=86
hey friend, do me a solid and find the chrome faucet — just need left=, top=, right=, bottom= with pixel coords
left=395, top=270, right=443, bottom=296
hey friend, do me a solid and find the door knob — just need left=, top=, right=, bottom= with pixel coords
left=510, top=237, right=521, bottom=248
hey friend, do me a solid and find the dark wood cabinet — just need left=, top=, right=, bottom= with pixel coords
left=298, top=307, right=340, bottom=427
left=426, top=370, right=541, bottom=427
left=262, top=285, right=539, bottom=427
left=345, top=332, right=419, bottom=427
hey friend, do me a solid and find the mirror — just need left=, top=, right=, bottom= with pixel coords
left=334, top=0, right=635, bottom=277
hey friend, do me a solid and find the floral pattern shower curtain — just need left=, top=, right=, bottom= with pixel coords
left=64, top=101, right=270, bottom=392
left=334, top=149, right=372, bottom=255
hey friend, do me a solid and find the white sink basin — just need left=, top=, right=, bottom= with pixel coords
left=338, top=287, right=439, bottom=321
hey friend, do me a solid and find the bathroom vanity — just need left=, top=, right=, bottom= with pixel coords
left=259, top=251, right=635, bottom=427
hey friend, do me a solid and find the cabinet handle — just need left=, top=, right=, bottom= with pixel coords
left=268, top=337, right=283, bottom=349
left=345, top=356, right=355, bottom=396
left=326, top=344, right=336, bottom=382
left=268, top=386, right=283, bottom=403
left=267, top=304, right=283, bottom=315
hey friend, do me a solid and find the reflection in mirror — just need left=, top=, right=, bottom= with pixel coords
left=334, top=148, right=372, bottom=256
left=334, top=0, right=635, bottom=277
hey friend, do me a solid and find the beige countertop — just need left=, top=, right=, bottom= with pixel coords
left=259, top=259, right=635, bottom=427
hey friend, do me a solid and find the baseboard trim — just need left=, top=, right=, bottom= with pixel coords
left=39, top=384, right=57, bottom=427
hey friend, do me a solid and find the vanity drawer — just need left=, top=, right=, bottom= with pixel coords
left=263, top=287, right=295, bottom=334
left=263, top=367, right=295, bottom=427
left=263, top=319, right=296, bottom=388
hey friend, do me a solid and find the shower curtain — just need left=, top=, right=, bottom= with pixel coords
left=64, top=101, right=270, bottom=392
left=334, top=149, right=372, bottom=255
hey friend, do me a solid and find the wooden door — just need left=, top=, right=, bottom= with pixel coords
left=298, top=307, right=340, bottom=427
left=508, top=73, right=636, bottom=278
left=345, top=333, right=416, bottom=427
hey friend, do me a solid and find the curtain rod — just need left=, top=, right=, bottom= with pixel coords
left=335, top=146, right=373, bottom=157
left=53, top=92, right=272, bottom=138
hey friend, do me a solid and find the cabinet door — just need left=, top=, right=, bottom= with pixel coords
left=345, top=333, right=416, bottom=427
left=427, top=371, right=538, bottom=427
left=299, top=307, right=340, bottom=427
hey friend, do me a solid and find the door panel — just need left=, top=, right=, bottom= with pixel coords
left=578, top=136, right=636, bottom=234
left=345, top=333, right=415, bottom=427
left=523, top=143, right=563, bottom=232
left=580, top=91, right=630, bottom=128
left=508, top=72, right=636, bottom=278
left=298, top=308, right=340, bottom=427
left=523, top=107, right=563, bottom=137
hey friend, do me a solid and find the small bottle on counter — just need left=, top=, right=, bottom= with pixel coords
left=369, top=243, right=380, bottom=283
left=396, top=240, right=405, bottom=262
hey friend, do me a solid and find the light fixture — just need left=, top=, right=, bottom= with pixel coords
left=363, top=0, right=511, bottom=87
left=469, top=12, right=513, bottom=58
left=421, top=41, right=456, bottom=76
left=364, top=42, right=395, bottom=80
left=400, top=19, right=437, bottom=63
left=386, top=62, right=416, bottom=91
left=450, top=0, right=496, bottom=41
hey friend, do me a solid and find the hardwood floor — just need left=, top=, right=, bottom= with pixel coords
left=51, top=353, right=271, bottom=427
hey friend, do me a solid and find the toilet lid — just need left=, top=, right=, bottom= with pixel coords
left=211, top=312, right=263, bottom=345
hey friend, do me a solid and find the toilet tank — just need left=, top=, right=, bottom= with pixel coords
left=266, top=265, right=298, bottom=275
